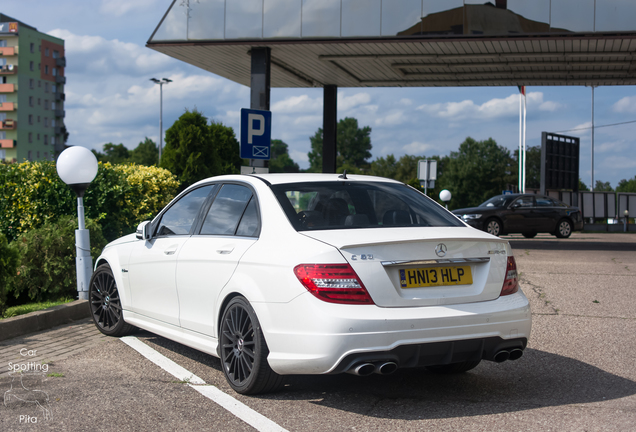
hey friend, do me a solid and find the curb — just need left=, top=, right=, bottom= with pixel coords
left=0, top=300, right=90, bottom=342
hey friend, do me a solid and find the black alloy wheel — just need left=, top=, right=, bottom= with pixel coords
left=89, top=264, right=134, bottom=337
left=220, top=296, right=283, bottom=395
left=425, top=359, right=481, bottom=374
left=485, top=218, right=502, bottom=236
left=555, top=219, right=573, bottom=238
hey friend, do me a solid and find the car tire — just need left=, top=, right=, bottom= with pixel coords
left=425, top=360, right=481, bottom=374
left=522, top=231, right=537, bottom=239
left=485, top=218, right=502, bottom=236
left=555, top=219, right=573, bottom=238
left=220, top=296, right=283, bottom=395
left=89, top=264, right=135, bottom=337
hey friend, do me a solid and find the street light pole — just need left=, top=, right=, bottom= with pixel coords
left=56, top=146, right=99, bottom=300
left=150, top=78, right=172, bottom=164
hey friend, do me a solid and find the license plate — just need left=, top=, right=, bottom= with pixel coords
left=399, top=266, right=473, bottom=288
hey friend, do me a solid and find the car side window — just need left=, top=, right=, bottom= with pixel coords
left=235, top=198, right=260, bottom=237
left=156, top=186, right=214, bottom=236
left=535, top=197, right=552, bottom=207
left=513, top=197, right=534, bottom=208
left=200, top=184, right=255, bottom=236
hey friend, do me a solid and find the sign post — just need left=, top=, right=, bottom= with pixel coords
left=417, top=160, right=437, bottom=195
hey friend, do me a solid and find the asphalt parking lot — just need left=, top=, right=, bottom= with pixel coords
left=1, top=232, right=634, bottom=431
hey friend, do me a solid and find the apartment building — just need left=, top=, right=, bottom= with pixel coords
left=0, top=13, right=65, bottom=163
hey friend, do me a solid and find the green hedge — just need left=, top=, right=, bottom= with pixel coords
left=0, top=233, right=19, bottom=316
left=8, top=215, right=108, bottom=304
left=0, top=161, right=179, bottom=242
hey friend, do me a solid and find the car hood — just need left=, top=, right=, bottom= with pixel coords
left=452, top=206, right=487, bottom=214
left=104, top=233, right=137, bottom=250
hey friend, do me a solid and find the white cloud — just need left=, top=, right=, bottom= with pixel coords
left=375, top=110, right=407, bottom=126
left=271, top=94, right=322, bottom=114
left=99, top=0, right=160, bottom=17
left=613, top=95, right=636, bottom=113
left=401, top=141, right=434, bottom=154
left=600, top=155, right=636, bottom=170
left=416, top=92, right=559, bottom=120
left=338, top=92, right=372, bottom=111
left=48, top=29, right=176, bottom=76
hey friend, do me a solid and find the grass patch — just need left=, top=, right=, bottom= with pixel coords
left=1, top=298, right=74, bottom=320
left=47, top=372, right=65, bottom=378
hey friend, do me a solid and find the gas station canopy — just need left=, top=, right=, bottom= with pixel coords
left=147, top=0, right=636, bottom=88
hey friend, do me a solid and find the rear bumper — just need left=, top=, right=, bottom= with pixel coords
left=253, top=289, right=532, bottom=375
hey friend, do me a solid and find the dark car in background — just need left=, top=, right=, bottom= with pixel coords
left=453, top=194, right=584, bottom=238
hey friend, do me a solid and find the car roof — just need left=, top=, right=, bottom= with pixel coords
left=187, top=173, right=404, bottom=190
left=250, top=173, right=403, bottom=185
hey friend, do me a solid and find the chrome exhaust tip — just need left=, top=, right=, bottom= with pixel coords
left=508, top=348, right=523, bottom=361
left=494, top=350, right=510, bottom=363
left=348, top=363, right=376, bottom=376
left=375, top=362, right=398, bottom=375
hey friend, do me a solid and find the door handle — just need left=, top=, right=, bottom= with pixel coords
left=164, top=245, right=179, bottom=255
left=216, top=244, right=235, bottom=255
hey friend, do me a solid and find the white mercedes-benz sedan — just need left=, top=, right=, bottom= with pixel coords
left=89, top=173, right=531, bottom=394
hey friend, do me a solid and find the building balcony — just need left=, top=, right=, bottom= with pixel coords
left=55, top=92, right=65, bottom=101
left=0, top=64, right=17, bottom=74
left=55, top=109, right=65, bottom=118
left=54, top=125, right=65, bottom=134
left=55, top=76, right=66, bottom=84
left=0, top=83, right=15, bottom=93
left=0, top=139, right=16, bottom=149
left=0, top=47, right=16, bottom=56
left=55, top=57, right=66, bottom=67
left=0, top=102, right=16, bottom=111
left=0, top=119, right=16, bottom=130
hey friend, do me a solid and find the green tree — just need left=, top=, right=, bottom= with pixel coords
left=616, top=176, right=636, bottom=193
left=92, top=143, right=130, bottom=164
left=369, top=154, right=398, bottom=179
left=161, top=109, right=222, bottom=190
left=594, top=180, right=614, bottom=192
left=269, top=140, right=299, bottom=173
left=308, top=117, right=372, bottom=172
left=437, top=137, right=515, bottom=210
left=130, top=138, right=159, bottom=166
left=209, top=121, right=243, bottom=175
left=579, top=179, right=590, bottom=191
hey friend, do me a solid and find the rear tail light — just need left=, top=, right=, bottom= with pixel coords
left=500, top=256, right=519, bottom=296
left=294, top=264, right=374, bottom=305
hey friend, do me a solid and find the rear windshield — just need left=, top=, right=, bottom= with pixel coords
left=271, top=181, right=464, bottom=231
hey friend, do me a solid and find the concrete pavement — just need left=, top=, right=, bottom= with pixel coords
left=0, top=232, right=634, bottom=431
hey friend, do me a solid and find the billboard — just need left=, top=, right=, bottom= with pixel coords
left=540, top=132, right=580, bottom=195
left=0, top=22, right=18, bottom=34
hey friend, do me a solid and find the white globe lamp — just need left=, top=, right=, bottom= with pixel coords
left=56, top=146, right=99, bottom=300
left=440, top=189, right=452, bottom=209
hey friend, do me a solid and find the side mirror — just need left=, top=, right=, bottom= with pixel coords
left=511, top=203, right=521, bottom=209
left=136, top=221, right=151, bottom=240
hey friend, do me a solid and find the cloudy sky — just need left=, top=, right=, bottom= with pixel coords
left=4, top=0, right=636, bottom=187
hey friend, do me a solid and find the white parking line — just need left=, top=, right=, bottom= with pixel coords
left=121, top=336, right=288, bottom=432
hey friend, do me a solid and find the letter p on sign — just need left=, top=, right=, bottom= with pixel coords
left=248, top=113, right=265, bottom=144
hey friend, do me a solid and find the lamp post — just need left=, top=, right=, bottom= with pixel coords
left=440, top=189, right=452, bottom=209
left=150, top=78, right=172, bottom=163
left=56, top=146, right=98, bottom=300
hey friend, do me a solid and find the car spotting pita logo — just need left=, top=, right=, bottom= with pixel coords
left=3, top=349, right=53, bottom=423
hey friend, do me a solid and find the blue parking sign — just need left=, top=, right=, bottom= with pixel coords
left=240, top=108, right=272, bottom=160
